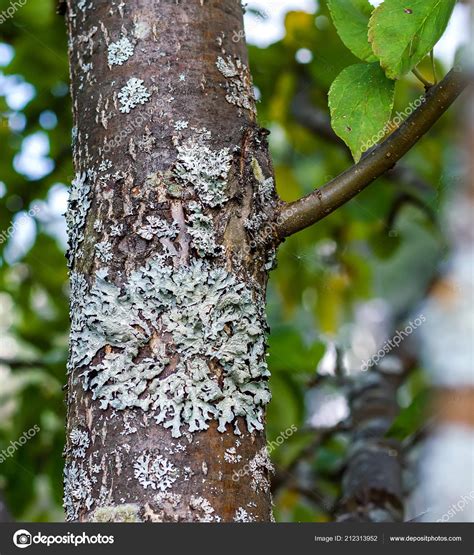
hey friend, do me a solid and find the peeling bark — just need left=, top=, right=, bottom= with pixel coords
left=64, top=0, right=277, bottom=523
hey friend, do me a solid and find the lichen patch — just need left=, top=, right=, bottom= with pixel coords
left=118, top=78, right=151, bottom=113
left=68, top=258, right=271, bottom=438
left=216, top=56, right=256, bottom=114
left=133, top=453, right=178, bottom=492
left=173, top=130, right=233, bottom=207
left=66, top=172, right=91, bottom=268
left=108, top=36, right=135, bottom=66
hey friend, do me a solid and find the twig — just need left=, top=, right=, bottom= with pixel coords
left=277, top=68, right=468, bottom=239
left=291, top=89, right=434, bottom=196
left=412, top=67, right=433, bottom=89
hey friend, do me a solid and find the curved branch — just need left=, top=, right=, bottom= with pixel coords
left=277, top=68, right=468, bottom=240
left=291, top=85, right=434, bottom=196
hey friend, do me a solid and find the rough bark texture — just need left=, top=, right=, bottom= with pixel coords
left=64, top=0, right=278, bottom=523
left=336, top=369, right=404, bottom=522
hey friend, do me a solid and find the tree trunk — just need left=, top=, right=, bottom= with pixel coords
left=336, top=369, right=404, bottom=522
left=64, top=0, right=278, bottom=523
left=416, top=88, right=474, bottom=523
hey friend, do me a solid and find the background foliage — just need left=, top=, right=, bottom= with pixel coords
left=0, top=0, right=467, bottom=521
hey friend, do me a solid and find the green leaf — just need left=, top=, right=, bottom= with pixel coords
left=327, top=0, right=377, bottom=62
left=368, top=0, right=456, bottom=80
left=328, top=63, right=395, bottom=161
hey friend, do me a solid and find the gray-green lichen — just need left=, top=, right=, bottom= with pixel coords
left=234, top=507, right=254, bottom=522
left=69, top=258, right=271, bottom=438
left=108, top=36, right=134, bottom=66
left=69, top=428, right=90, bottom=458
left=66, top=172, right=91, bottom=268
left=63, top=460, right=93, bottom=521
left=216, top=56, right=256, bottom=114
left=118, top=78, right=151, bottom=113
left=133, top=453, right=178, bottom=492
left=95, top=241, right=113, bottom=263
left=187, top=202, right=221, bottom=257
left=173, top=130, right=233, bottom=207
left=248, top=447, right=274, bottom=493
left=91, top=504, right=142, bottom=523
left=189, top=496, right=221, bottom=522
left=137, top=215, right=179, bottom=241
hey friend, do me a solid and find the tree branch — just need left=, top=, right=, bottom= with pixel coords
left=291, top=85, right=435, bottom=196
left=277, top=68, right=468, bottom=240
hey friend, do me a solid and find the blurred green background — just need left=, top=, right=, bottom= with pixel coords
left=0, top=0, right=468, bottom=522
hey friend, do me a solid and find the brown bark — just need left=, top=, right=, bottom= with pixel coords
left=62, top=0, right=467, bottom=524
left=64, top=0, right=277, bottom=523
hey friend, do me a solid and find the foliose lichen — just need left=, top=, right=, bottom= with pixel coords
left=234, top=507, right=254, bottom=522
left=63, top=460, right=93, bottom=521
left=95, top=241, right=113, bottom=263
left=68, top=257, right=270, bottom=438
left=137, top=215, right=180, bottom=241
left=66, top=172, right=91, bottom=267
left=108, top=36, right=134, bottom=66
left=189, top=496, right=221, bottom=522
left=173, top=130, right=233, bottom=207
left=133, top=453, right=178, bottom=492
left=174, top=119, right=189, bottom=131
left=186, top=202, right=221, bottom=257
left=216, top=56, right=256, bottom=114
left=248, top=447, right=274, bottom=492
left=69, top=428, right=90, bottom=458
left=224, top=446, right=242, bottom=464
left=118, top=78, right=151, bottom=114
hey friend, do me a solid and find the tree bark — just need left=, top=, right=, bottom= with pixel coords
left=336, top=370, right=404, bottom=522
left=62, top=0, right=467, bottom=524
left=64, top=0, right=278, bottom=523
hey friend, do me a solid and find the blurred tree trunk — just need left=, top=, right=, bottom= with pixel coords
left=417, top=84, right=474, bottom=522
left=336, top=369, right=404, bottom=522
left=63, top=0, right=277, bottom=522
